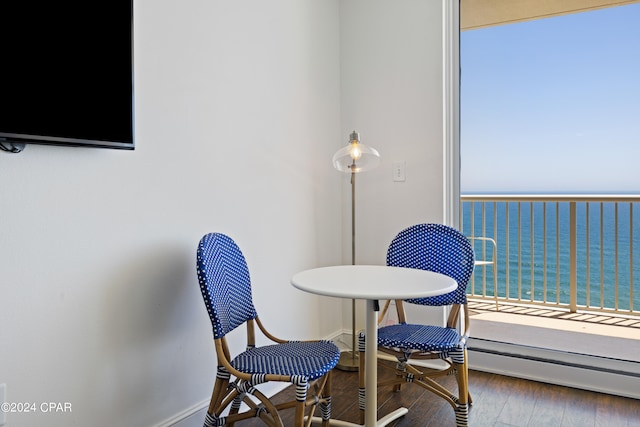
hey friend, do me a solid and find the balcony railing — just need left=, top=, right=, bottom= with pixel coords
left=461, top=195, right=640, bottom=317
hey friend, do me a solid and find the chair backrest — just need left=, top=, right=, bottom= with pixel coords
left=386, top=223, right=475, bottom=306
left=197, top=232, right=258, bottom=339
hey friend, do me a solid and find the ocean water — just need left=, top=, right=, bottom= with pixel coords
left=461, top=201, right=640, bottom=311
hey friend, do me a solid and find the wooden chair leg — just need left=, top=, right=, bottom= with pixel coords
left=320, top=372, right=332, bottom=427
left=204, top=368, right=230, bottom=427
left=454, top=350, right=470, bottom=427
left=294, top=399, right=306, bottom=427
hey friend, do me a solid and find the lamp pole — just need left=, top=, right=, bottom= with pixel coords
left=350, top=168, right=356, bottom=364
left=332, top=131, right=380, bottom=371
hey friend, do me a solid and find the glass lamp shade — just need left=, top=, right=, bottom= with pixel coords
left=332, top=131, right=380, bottom=173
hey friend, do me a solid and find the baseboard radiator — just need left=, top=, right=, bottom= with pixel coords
left=468, top=337, right=640, bottom=400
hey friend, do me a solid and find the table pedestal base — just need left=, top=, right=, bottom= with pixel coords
left=307, top=407, right=408, bottom=427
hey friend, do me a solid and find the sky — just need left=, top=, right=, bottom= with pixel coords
left=460, top=3, right=640, bottom=194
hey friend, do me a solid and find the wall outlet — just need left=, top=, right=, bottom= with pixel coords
left=0, top=383, right=6, bottom=426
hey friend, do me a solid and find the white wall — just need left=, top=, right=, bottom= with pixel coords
left=0, top=1, right=344, bottom=426
left=339, top=0, right=449, bottom=329
left=0, top=1, right=450, bottom=426
left=340, top=0, right=447, bottom=265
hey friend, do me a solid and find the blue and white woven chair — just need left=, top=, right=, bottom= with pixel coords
left=358, top=224, right=475, bottom=427
left=197, top=233, right=340, bottom=427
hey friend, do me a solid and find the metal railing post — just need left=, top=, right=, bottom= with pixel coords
left=570, top=201, right=577, bottom=312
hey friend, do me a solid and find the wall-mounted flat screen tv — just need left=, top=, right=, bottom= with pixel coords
left=0, top=2, right=134, bottom=150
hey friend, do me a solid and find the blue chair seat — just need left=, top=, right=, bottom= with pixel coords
left=377, top=323, right=461, bottom=353
left=232, top=340, right=340, bottom=381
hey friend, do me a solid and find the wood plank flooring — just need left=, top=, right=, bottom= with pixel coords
left=235, top=366, right=640, bottom=427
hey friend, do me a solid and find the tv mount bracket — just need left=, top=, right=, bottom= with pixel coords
left=0, top=139, right=25, bottom=153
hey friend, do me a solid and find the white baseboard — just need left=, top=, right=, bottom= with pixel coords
left=154, top=399, right=209, bottom=427
left=468, top=338, right=640, bottom=400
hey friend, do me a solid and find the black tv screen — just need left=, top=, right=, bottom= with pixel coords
left=0, top=2, right=134, bottom=150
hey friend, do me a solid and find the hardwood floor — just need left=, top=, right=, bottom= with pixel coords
left=236, top=366, right=640, bottom=427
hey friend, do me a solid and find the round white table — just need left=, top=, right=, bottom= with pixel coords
left=291, top=265, right=457, bottom=427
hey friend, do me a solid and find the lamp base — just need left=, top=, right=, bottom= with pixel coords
left=336, top=350, right=359, bottom=372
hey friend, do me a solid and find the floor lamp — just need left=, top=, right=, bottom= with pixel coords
left=332, top=130, right=380, bottom=371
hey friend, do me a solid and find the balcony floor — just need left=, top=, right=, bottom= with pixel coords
left=468, top=300, right=640, bottom=363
